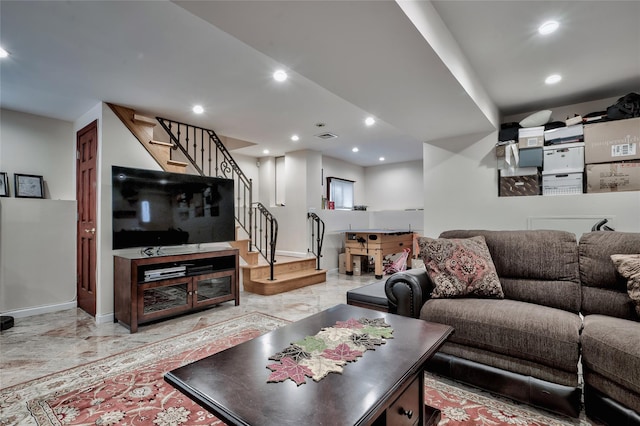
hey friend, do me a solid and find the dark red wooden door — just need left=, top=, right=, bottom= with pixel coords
left=76, top=120, right=98, bottom=316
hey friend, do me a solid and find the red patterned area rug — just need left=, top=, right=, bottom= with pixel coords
left=2, top=312, right=591, bottom=426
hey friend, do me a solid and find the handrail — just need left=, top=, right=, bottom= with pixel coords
left=156, top=117, right=279, bottom=277
left=307, top=212, right=325, bottom=270
left=155, top=117, right=253, bottom=242
left=254, top=202, right=278, bottom=280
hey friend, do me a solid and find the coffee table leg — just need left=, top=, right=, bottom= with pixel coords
left=424, top=404, right=441, bottom=426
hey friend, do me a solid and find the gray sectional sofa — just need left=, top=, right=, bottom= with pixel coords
left=579, top=231, right=640, bottom=425
left=384, top=229, right=640, bottom=424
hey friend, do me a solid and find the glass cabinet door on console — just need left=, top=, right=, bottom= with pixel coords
left=138, top=277, right=192, bottom=322
left=193, top=271, right=234, bottom=309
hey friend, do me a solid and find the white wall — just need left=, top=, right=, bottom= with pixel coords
left=422, top=96, right=640, bottom=238
left=0, top=199, right=76, bottom=314
left=232, top=152, right=260, bottom=203
left=1, top=108, right=75, bottom=200
left=0, top=109, right=76, bottom=316
left=364, top=160, right=423, bottom=211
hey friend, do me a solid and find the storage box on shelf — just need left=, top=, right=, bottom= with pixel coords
left=544, top=124, right=584, bottom=146
left=542, top=142, right=585, bottom=174
left=586, top=161, right=640, bottom=193
left=584, top=117, right=640, bottom=164
left=518, top=126, right=544, bottom=149
left=519, top=147, right=543, bottom=168
left=499, top=167, right=541, bottom=197
left=542, top=172, right=584, bottom=196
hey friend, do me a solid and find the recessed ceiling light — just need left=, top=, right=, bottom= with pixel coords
left=545, top=74, right=562, bottom=85
left=291, top=134, right=299, bottom=142
left=192, top=105, right=204, bottom=114
left=379, top=157, right=385, bottom=161
left=352, top=147, right=359, bottom=153
left=538, top=20, right=559, bottom=35
left=0, top=47, right=8, bottom=58
left=263, top=149, right=270, bottom=154
left=365, top=117, right=376, bottom=126
left=273, top=70, right=288, bottom=82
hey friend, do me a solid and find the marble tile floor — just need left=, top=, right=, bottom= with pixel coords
left=0, top=272, right=378, bottom=389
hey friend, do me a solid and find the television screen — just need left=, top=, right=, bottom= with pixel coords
left=112, top=166, right=235, bottom=249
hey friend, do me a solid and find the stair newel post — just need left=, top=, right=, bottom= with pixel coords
left=214, top=143, right=219, bottom=177
left=269, top=217, right=276, bottom=281
left=247, top=178, right=253, bottom=246
left=307, top=212, right=324, bottom=270
left=199, top=128, right=204, bottom=174
left=207, top=136, right=212, bottom=177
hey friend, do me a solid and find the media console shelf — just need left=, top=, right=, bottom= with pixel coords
left=114, top=248, right=239, bottom=333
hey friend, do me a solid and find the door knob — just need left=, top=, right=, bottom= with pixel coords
left=84, top=228, right=95, bottom=234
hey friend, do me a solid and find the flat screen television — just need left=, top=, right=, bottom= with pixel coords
left=112, top=165, right=235, bottom=250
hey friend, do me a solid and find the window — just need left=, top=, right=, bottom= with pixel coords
left=327, top=177, right=354, bottom=210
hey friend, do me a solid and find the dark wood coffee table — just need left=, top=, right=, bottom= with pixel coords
left=165, top=304, right=453, bottom=425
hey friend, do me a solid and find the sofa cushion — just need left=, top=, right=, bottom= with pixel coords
left=610, top=254, right=640, bottom=317
left=418, top=236, right=503, bottom=299
left=580, top=231, right=640, bottom=319
left=439, top=230, right=580, bottom=312
left=420, top=298, right=581, bottom=373
left=582, top=314, right=640, bottom=397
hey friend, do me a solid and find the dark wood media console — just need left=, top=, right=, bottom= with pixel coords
left=114, top=248, right=239, bottom=333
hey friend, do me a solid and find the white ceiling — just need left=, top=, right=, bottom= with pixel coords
left=1, top=1, right=638, bottom=167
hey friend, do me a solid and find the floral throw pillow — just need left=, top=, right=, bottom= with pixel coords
left=419, top=236, right=504, bottom=299
left=611, top=254, right=640, bottom=317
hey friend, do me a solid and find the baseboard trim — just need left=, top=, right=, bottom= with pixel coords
left=1, top=301, right=77, bottom=319
left=96, top=312, right=115, bottom=324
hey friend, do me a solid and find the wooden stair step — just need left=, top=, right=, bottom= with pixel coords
left=243, top=269, right=327, bottom=296
left=228, top=239, right=259, bottom=266
left=241, top=257, right=317, bottom=280
left=133, top=114, right=157, bottom=126
left=244, top=251, right=259, bottom=265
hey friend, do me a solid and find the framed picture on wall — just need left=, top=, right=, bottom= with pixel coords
left=15, top=174, right=45, bottom=198
left=0, top=172, right=9, bottom=197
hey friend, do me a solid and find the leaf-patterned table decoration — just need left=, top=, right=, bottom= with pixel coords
left=268, top=344, right=311, bottom=362
left=266, top=318, right=393, bottom=385
left=267, top=357, right=314, bottom=386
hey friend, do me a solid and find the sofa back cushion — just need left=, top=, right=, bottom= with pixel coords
left=439, top=230, right=580, bottom=312
left=579, top=231, right=640, bottom=320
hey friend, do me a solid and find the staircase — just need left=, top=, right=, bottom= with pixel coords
left=242, top=256, right=326, bottom=295
left=108, top=104, right=189, bottom=173
left=108, top=103, right=326, bottom=294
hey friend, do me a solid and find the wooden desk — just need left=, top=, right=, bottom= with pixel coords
left=343, top=229, right=414, bottom=279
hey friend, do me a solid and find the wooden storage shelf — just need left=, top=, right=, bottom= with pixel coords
left=114, top=248, right=239, bottom=333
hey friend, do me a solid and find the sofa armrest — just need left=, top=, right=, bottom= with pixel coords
left=384, top=269, right=433, bottom=318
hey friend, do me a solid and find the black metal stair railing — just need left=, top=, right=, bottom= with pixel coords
left=155, top=117, right=278, bottom=271
left=307, top=212, right=325, bottom=270
left=253, top=202, right=278, bottom=280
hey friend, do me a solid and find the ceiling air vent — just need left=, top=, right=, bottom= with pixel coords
left=315, top=132, right=338, bottom=140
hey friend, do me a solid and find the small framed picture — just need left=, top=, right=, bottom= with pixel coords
left=0, top=172, right=9, bottom=197
left=15, top=174, right=45, bottom=199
